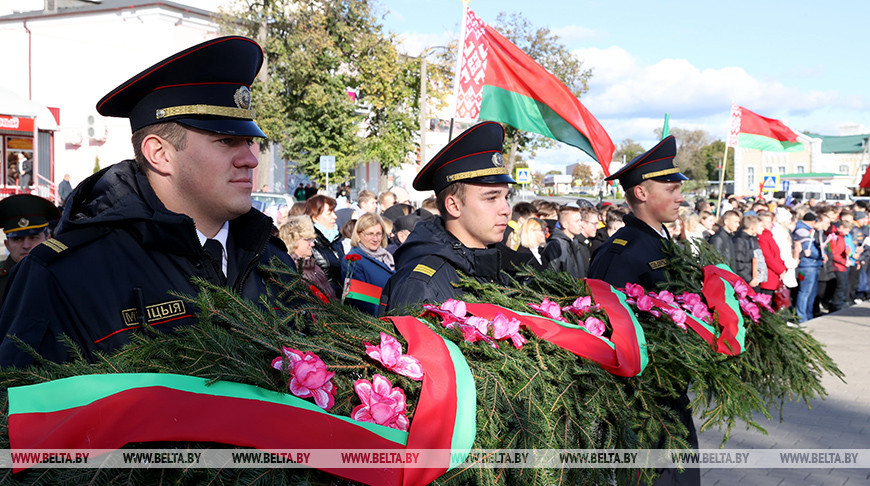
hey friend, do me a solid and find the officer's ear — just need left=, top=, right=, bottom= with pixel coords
left=443, top=193, right=463, bottom=219
left=140, top=134, right=174, bottom=176
left=632, top=182, right=651, bottom=203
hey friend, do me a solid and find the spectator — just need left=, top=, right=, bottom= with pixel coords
left=294, top=183, right=306, bottom=202
left=377, top=191, right=397, bottom=213
left=542, top=204, right=587, bottom=278
left=590, top=208, right=626, bottom=254
left=794, top=212, right=828, bottom=323
left=699, top=210, right=716, bottom=238
left=304, top=195, right=345, bottom=297
left=503, top=201, right=537, bottom=250
left=757, top=210, right=787, bottom=300
left=516, top=217, right=548, bottom=268
left=533, top=200, right=559, bottom=235
left=771, top=207, right=799, bottom=292
left=733, top=214, right=765, bottom=290
left=58, top=174, right=73, bottom=204
left=708, top=210, right=740, bottom=268
left=342, top=213, right=395, bottom=315
left=355, top=190, right=378, bottom=217
left=386, top=214, right=420, bottom=254
left=279, top=215, right=335, bottom=300
left=829, top=220, right=852, bottom=311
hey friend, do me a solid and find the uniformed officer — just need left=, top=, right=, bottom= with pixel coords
left=0, top=36, right=295, bottom=368
left=589, top=135, right=699, bottom=486
left=379, top=121, right=515, bottom=314
left=589, top=135, right=686, bottom=289
left=0, top=194, right=60, bottom=300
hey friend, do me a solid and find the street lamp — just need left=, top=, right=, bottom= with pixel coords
left=418, top=46, right=450, bottom=167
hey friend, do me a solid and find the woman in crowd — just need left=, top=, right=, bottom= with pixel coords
left=341, top=213, right=395, bottom=315
left=516, top=217, right=548, bottom=269
left=279, top=215, right=336, bottom=300
left=304, top=195, right=345, bottom=298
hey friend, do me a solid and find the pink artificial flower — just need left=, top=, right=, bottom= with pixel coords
left=679, top=292, right=702, bottom=308
left=440, top=299, right=467, bottom=318
left=562, top=296, right=599, bottom=316
left=351, top=374, right=410, bottom=431
left=750, top=292, right=774, bottom=312
left=272, top=347, right=336, bottom=410
left=665, top=307, right=688, bottom=331
left=492, top=313, right=526, bottom=349
left=690, top=302, right=712, bottom=322
left=364, top=332, right=424, bottom=381
left=732, top=279, right=750, bottom=299
left=528, top=298, right=565, bottom=321
left=739, top=298, right=761, bottom=323
left=466, top=316, right=490, bottom=335
left=624, top=282, right=645, bottom=299
left=653, top=290, right=676, bottom=305
left=636, top=295, right=661, bottom=317
left=582, top=316, right=606, bottom=337
left=423, top=300, right=467, bottom=328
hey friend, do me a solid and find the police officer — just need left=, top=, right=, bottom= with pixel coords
left=589, top=135, right=699, bottom=486
left=379, top=121, right=515, bottom=313
left=0, top=194, right=60, bottom=300
left=0, top=37, right=294, bottom=368
left=589, top=135, right=686, bottom=289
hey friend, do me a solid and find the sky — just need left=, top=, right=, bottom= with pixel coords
left=376, top=0, right=870, bottom=173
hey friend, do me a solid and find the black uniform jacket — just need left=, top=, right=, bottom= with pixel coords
left=379, top=217, right=507, bottom=314
left=588, top=212, right=671, bottom=290
left=542, top=227, right=587, bottom=279
left=0, top=160, right=294, bottom=368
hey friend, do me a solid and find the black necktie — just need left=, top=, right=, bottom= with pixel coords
left=203, top=239, right=227, bottom=285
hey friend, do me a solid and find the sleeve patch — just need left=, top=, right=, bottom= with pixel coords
left=649, top=258, right=668, bottom=270
left=413, top=264, right=437, bottom=277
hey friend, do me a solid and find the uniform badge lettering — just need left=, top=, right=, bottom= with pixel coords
left=121, top=299, right=187, bottom=327
left=649, top=259, right=668, bottom=270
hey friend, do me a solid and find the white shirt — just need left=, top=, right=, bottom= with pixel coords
left=196, top=221, right=229, bottom=275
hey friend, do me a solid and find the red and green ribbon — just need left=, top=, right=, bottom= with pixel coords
left=467, top=277, right=649, bottom=377
left=8, top=317, right=476, bottom=486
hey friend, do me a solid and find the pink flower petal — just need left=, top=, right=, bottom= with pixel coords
left=583, top=317, right=606, bottom=337
left=395, top=355, right=425, bottom=381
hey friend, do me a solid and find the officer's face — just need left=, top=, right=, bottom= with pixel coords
left=448, top=183, right=511, bottom=249
left=4, top=231, right=48, bottom=263
left=644, top=181, right=684, bottom=223
left=165, top=127, right=258, bottom=235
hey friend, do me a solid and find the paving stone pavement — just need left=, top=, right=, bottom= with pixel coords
left=696, top=302, right=870, bottom=485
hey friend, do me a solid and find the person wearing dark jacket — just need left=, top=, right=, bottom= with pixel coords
left=304, top=195, right=345, bottom=298
left=341, top=213, right=395, bottom=315
left=0, top=36, right=295, bottom=368
left=542, top=204, right=586, bottom=278
left=732, top=215, right=764, bottom=290
left=380, top=122, right=515, bottom=314
left=707, top=210, right=740, bottom=269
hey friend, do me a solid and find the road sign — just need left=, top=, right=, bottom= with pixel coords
left=515, top=168, right=531, bottom=184
left=319, top=155, right=336, bottom=173
left=762, top=175, right=777, bottom=190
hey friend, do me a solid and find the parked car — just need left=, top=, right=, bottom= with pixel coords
left=251, top=192, right=295, bottom=224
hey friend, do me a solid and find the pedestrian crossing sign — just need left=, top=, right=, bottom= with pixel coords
left=515, top=168, right=531, bottom=184
left=762, top=175, right=777, bottom=190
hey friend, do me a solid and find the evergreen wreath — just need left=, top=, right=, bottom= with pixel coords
left=0, top=239, right=842, bottom=485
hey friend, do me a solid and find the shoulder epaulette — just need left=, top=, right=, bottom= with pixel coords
left=29, top=226, right=112, bottom=265
left=409, top=255, right=448, bottom=280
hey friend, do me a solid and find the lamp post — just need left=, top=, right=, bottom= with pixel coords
left=417, top=46, right=449, bottom=167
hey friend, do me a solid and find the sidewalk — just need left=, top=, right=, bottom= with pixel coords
left=697, top=302, right=870, bottom=485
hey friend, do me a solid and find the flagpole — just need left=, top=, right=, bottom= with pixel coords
left=715, top=144, right=729, bottom=216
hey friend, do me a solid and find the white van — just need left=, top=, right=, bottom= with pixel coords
left=772, top=182, right=852, bottom=204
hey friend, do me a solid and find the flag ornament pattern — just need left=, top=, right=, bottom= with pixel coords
left=454, top=8, right=614, bottom=172
left=727, top=104, right=804, bottom=152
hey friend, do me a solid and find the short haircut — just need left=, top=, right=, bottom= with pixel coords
left=558, top=204, right=580, bottom=221
left=421, top=196, right=438, bottom=214
left=131, top=122, right=188, bottom=172
left=435, top=182, right=467, bottom=216
left=357, top=190, right=376, bottom=205
left=377, top=191, right=396, bottom=205
left=741, top=214, right=759, bottom=230
left=510, top=202, right=537, bottom=222
left=303, top=195, right=337, bottom=219
left=278, top=215, right=316, bottom=251
left=533, top=200, right=559, bottom=219
left=351, top=212, right=388, bottom=248
left=720, top=209, right=741, bottom=225
left=605, top=208, right=627, bottom=229
left=757, top=210, right=773, bottom=223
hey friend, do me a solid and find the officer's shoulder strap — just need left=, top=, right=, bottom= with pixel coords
left=30, top=226, right=112, bottom=265
left=408, top=254, right=450, bottom=281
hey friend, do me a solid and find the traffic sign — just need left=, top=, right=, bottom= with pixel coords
left=762, top=175, right=777, bottom=189
left=319, top=155, right=336, bottom=173
left=515, top=168, right=531, bottom=184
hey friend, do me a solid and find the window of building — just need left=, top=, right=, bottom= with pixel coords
left=778, top=166, right=786, bottom=174
left=747, top=166, right=755, bottom=187
left=839, top=165, right=849, bottom=174
left=764, top=166, right=773, bottom=174
left=796, top=166, right=805, bottom=173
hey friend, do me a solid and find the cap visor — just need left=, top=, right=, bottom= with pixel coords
left=179, top=118, right=266, bottom=138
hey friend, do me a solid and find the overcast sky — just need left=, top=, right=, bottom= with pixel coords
left=378, top=0, right=869, bottom=172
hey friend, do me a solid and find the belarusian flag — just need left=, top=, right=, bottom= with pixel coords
left=345, top=279, right=382, bottom=306
left=727, top=104, right=804, bottom=152
left=454, top=7, right=614, bottom=174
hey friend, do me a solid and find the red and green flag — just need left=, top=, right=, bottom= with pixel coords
left=344, top=279, right=382, bottom=306
left=454, top=7, right=614, bottom=174
left=727, top=104, right=804, bottom=152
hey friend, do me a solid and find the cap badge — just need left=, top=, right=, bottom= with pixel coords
left=17, top=218, right=29, bottom=228
left=491, top=152, right=504, bottom=167
left=234, top=86, right=252, bottom=109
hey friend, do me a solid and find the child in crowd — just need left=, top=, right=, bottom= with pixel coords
left=733, top=214, right=766, bottom=290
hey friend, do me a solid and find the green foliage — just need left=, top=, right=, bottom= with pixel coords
left=218, top=0, right=418, bottom=183
left=0, top=242, right=841, bottom=485
left=613, top=138, right=646, bottom=165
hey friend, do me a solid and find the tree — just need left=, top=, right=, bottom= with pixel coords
left=655, top=127, right=711, bottom=182
left=572, top=163, right=599, bottom=186
left=219, top=0, right=419, bottom=184
left=612, top=139, right=645, bottom=166
left=701, top=140, right=734, bottom=181
left=493, top=13, right=592, bottom=172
